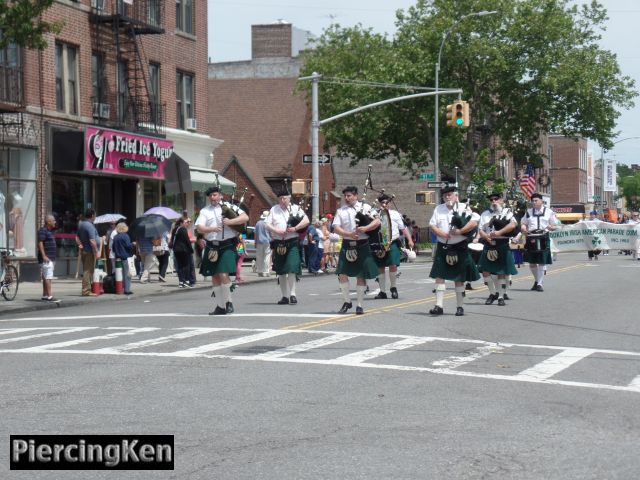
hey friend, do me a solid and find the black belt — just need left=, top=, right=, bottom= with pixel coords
left=206, top=238, right=237, bottom=249
left=345, top=239, right=369, bottom=247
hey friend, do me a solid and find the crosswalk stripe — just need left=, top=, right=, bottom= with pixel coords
left=514, top=348, right=595, bottom=381
left=91, top=328, right=219, bottom=354
left=627, top=375, right=640, bottom=391
left=0, top=327, right=96, bottom=345
left=332, top=337, right=433, bottom=364
left=431, top=345, right=503, bottom=370
left=13, top=328, right=159, bottom=352
left=247, top=333, right=360, bottom=359
left=170, top=330, right=292, bottom=357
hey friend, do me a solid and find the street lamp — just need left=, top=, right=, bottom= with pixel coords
left=599, top=136, right=640, bottom=213
left=434, top=10, right=497, bottom=190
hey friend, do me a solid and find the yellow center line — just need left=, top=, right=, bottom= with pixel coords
left=282, top=262, right=588, bottom=331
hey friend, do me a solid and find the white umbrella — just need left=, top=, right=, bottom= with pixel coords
left=94, top=213, right=126, bottom=224
left=144, top=206, right=182, bottom=220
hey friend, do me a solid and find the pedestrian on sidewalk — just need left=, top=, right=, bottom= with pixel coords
left=254, top=211, right=272, bottom=277
left=111, top=221, right=134, bottom=295
left=76, top=208, right=99, bottom=296
left=170, top=217, right=194, bottom=288
left=37, top=214, right=58, bottom=302
left=235, top=234, right=247, bottom=283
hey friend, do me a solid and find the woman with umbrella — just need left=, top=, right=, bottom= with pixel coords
left=129, top=214, right=173, bottom=283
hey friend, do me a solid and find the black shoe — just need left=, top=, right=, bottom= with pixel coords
left=498, top=298, right=506, bottom=306
left=226, top=302, right=234, bottom=313
left=390, top=287, right=398, bottom=299
left=355, top=306, right=364, bottom=315
left=289, top=295, right=297, bottom=304
left=485, top=293, right=498, bottom=305
left=124, top=291, right=133, bottom=295
left=374, top=291, right=387, bottom=299
left=339, top=302, right=352, bottom=313
left=455, top=307, right=464, bottom=316
left=277, top=296, right=289, bottom=305
left=465, top=282, right=473, bottom=291
left=531, top=282, right=538, bottom=291
left=209, top=306, right=227, bottom=315
left=503, top=293, right=510, bottom=300
left=535, top=284, right=544, bottom=292
left=429, top=306, right=444, bottom=315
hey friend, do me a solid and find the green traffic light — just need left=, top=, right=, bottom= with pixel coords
left=456, top=118, right=463, bottom=126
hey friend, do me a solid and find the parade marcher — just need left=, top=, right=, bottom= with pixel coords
left=254, top=211, right=272, bottom=277
left=586, top=211, right=603, bottom=260
left=627, top=212, right=640, bottom=260
left=478, top=192, right=518, bottom=306
left=332, top=186, right=381, bottom=315
left=428, top=186, right=480, bottom=316
left=37, top=214, right=58, bottom=302
left=373, top=194, right=414, bottom=299
left=520, top=193, right=559, bottom=292
left=196, top=186, right=249, bottom=315
left=265, top=191, right=310, bottom=305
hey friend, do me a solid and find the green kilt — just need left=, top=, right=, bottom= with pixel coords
left=199, top=241, right=237, bottom=276
left=429, top=241, right=480, bottom=282
left=373, top=240, right=402, bottom=268
left=271, top=238, right=301, bottom=275
left=336, top=240, right=379, bottom=279
left=478, top=239, right=518, bottom=275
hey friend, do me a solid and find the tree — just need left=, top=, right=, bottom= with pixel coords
left=0, top=0, right=61, bottom=50
left=299, top=0, right=637, bottom=190
left=619, top=171, right=640, bottom=210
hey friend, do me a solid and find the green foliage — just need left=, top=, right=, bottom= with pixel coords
left=619, top=172, right=640, bottom=209
left=0, top=0, right=61, bottom=50
left=299, top=0, right=637, bottom=181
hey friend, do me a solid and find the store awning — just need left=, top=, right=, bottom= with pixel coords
left=190, top=167, right=235, bottom=195
left=556, top=213, right=585, bottom=223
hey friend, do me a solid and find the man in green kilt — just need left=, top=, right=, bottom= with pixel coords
left=478, top=192, right=518, bottom=306
left=428, top=185, right=480, bottom=316
left=195, top=186, right=249, bottom=315
left=332, top=186, right=381, bottom=315
left=520, top=192, right=558, bottom=292
left=265, top=191, right=310, bottom=305
left=372, top=194, right=414, bottom=299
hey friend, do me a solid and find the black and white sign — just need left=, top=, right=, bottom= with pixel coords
left=302, top=154, right=332, bottom=164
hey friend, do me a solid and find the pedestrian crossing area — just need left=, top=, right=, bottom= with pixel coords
left=2, top=326, right=640, bottom=394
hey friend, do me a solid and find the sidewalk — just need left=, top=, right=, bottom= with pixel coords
left=0, top=253, right=431, bottom=317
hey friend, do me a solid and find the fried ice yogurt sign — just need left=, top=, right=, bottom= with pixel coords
left=549, top=221, right=639, bottom=252
left=85, top=127, right=174, bottom=178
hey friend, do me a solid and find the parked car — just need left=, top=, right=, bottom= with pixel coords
left=244, top=226, right=256, bottom=260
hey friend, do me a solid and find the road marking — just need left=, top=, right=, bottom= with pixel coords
left=1, top=327, right=639, bottom=394
left=0, top=327, right=96, bottom=345
left=0, top=313, right=331, bottom=323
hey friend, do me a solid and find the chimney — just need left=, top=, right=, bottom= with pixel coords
left=251, top=22, right=292, bottom=59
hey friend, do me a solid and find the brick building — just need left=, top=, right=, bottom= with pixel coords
left=1, top=0, right=226, bottom=277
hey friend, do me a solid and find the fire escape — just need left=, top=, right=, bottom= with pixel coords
left=90, top=0, right=166, bottom=136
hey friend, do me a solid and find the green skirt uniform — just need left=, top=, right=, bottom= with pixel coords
left=271, top=238, right=302, bottom=275
left=429, top=241, right=480, bottom=282
left=478, top=239, right=518, bottom=275
left=199, top=240, right=238, bottom=276
left=373, top=240, right=402, bottom=268
left=336, top=240, right=379, bottom=279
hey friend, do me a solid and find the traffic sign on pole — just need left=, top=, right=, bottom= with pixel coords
left=427, top=181, right=450, bottom=189
left=418, top=172, right=435, bottom=181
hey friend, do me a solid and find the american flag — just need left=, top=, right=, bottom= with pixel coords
left=519, top=163, right=536, bottom=199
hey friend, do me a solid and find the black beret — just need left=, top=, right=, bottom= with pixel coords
left=205, top=186, right=220, bottom=195
left=530, top=192, right=542, bottom=200
left=487, top=192, right=502, bottom=199
left=277, top=190, right=290, bottom=197
left=441, top=185, right=458, bottom=194
left=377, top=193, right=391, bottom=203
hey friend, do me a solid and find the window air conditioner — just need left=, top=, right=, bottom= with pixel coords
left=92, top=103, right=110, bottom=119
left=186, top=118, right=197, bottom=131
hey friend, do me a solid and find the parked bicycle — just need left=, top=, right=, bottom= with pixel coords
left=0, top=248, right=19, bottom=301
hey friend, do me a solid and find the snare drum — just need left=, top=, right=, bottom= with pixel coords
left=525, top=233, right=549, bottom=253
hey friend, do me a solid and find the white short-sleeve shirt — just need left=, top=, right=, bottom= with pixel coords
left=265, top=203, right=308, bottom=240
left=195, top=202, right=241, bottom=241
left=429, top=202, right=479, bottom=245
left=333, top=201, right=377, bottom=240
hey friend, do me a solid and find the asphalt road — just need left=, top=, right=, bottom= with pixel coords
left=2, top=252, right=639, bottom=479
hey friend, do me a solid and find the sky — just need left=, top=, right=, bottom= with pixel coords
left=207, top=0, right=640, bottom=166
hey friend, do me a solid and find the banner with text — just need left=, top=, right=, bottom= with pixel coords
left=549, top=220, right=639, bottom=252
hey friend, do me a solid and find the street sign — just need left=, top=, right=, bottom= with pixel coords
left=418, top=172, right=435, bottom=181
left=426, top=181, right=450, bottom=189
left=302, top=154, right=331, bottom=164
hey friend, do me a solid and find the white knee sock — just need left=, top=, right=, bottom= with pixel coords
left=287, top=274, right=296, bottom=296
left=485, top=275, right=496, bottom=295
left=279, top=275, right=288, bottom=297
left=530, top=265, right=539, bottom=283
left=455, top=285, right=465, bottom=308
left=435, top=284, right=445, bottom=307
left=212, top=285, right=222, bottom=306
left=220, top=282, right=231, bottom=307
left=497, top=278, right=507, bottom=298
left=340, top=282, right=350, bottom=303
left=357, top=285, right=366, bottom=307
left=377, top=273, right=386, bottom=293
left=389, top=271, right=397, bottom=289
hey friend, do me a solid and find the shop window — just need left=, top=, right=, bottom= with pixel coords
left=55, top=42, right=79, bottom=115
left=0, top=148, right=37, bottom=258
left=143, top=180, right=161, bottom=211
left=176, top=0, right=193, bottom=34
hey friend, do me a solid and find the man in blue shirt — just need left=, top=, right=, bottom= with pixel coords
left=37, top=214, right=58, bottom=301
left=76, top=208, right=99, bottom=296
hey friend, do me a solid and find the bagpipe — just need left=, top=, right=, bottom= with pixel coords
left=488, top=208, right=516, bottom=237
left=358, top=165, right=392, bottom=258
left=450, top=206, right=478, bottom=242
left=283, top=179, right=308, bottom=233
left=218, top=176, right=248, bottom=234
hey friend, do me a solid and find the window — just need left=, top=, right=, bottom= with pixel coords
left=176, top=71, right=193, bottom=129
left=0, top=36, right=21, bottom=104
left=91, top=52, right=106, bottom=104
left=149, top=63, right=160, bottom=123
left=117, top=60, right=128, bottom=123
left=55, top=43, right=79, bottom=115
left=149, top=0, right=161, bottom=26
left=176, top=0, right=193, bottom=34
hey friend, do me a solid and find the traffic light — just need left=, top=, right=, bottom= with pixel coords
left=445, top=100, right=470, bottom=128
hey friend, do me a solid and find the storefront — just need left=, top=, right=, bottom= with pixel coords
left=552, top=204, right=586, bottom=224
